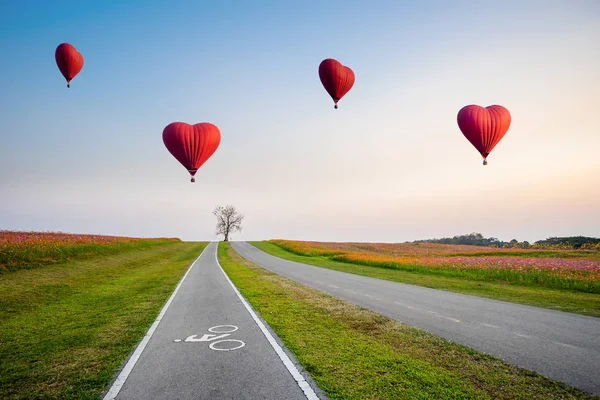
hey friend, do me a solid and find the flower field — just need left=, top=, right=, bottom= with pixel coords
left=269, top=240, right=600, bottom=293
left=0, top=230, right=180, bottom=272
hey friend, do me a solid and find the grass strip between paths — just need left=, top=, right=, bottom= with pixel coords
left=219, top=242, right=598, bottom=400
left=0, top=241, right=207, bottom=400
left=250, top=241, right=600, bottom=318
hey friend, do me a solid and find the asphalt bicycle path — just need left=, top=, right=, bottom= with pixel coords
left=101, top=242, right=322, bottom=400
left=231, top=241, right=600, bottom=396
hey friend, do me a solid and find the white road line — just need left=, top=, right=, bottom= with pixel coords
left=365, top=294, right=374, bottom=298
left=513, top=333, right=534, bottom=339
left=482, top=323, right=499, bottom=329
left=435, top=315, right=461, bottom=323
left=393, top=301, right=416, bottom=310
left=344, top=289, right=356, bottom=294
left=102, top=244, right=210, bottom=400
left=373, top=297, right=382, bottom=301
left=328, top=284, right=339, bottom=289
left=425, top=310, right=460, bottom=322
left=555, top=342, right=578, bottom=349
left=215, top=243, right=320, bottom=400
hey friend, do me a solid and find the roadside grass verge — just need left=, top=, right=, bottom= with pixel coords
left=0, top=241, right=206, bottom=400
left=219, top=242, right=597, bottom=400
left=250, top=241, right=600, bottom=318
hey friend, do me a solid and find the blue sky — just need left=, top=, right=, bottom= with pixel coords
left=1, top=0, right=599, bottom=242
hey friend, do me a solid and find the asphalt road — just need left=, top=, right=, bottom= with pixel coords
left=231, top=241, right=600, bottom=396
left=102, top=242, right=320, bottom=400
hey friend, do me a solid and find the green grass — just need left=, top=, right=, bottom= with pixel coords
left=250, top=241, right=600, bottom=318
left=0, top=233, right=180, bottom=273
left=219, top=242, right=598, bottom=400
left=0, top=240, right=206, bottom=400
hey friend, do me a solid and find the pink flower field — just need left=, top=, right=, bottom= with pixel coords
left=270, top=239, right=600, bottom=293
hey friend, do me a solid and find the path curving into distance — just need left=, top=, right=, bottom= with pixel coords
left=102, top=242, right=321, bottom=400
left=231, top=241, right=600, bottom=396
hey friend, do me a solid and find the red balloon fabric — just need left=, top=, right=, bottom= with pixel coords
left=162, top=122, right=221, bottom=182
left=55, top=43, right=84, bottom=88
left=457, top=105, right=511, bottom=165
left=318, top=58, right=355, bottom=109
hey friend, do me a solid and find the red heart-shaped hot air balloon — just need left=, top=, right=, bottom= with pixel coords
left=55, top=43, right=84, bottom=88
left=162, top=122, right=221, bottom=183
left=318, top=58, right=355, bottom=109
left=457, top=105, right=511, bottom=165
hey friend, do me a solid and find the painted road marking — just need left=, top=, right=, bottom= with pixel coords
left=513, top=332, right=534, bottom=339
left=209, top=325, right=238, bottom=333
left=176, top=325, right=246, bottom=351
left=435, top=315, right=461, bottom=323
left=427, top=310, right=460, bottom=323
left=482, top=323, right=499, bottom=329
left=185, top=333, right=231, bottom=342
left=210, top=340, right=246, bottom=351
left=555, top=342, right=579, bottom=349
left=394, top=301, right=416, bottom=310
left=102, top=246, right=210, bottom=400
left=215, top=244, right=320, bottom=400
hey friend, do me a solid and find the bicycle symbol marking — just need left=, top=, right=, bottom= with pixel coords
left=209, top=339, right=246, bottom=351
left=209, top=325, right=238, bottom=333
left=174, top=325, right=245, bottom=351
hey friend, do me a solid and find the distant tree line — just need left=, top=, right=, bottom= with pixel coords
left=533, top=236, right=600, bottom=250
left=413, top=232, right=600, bottom=250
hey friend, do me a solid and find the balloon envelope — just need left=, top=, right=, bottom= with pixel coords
left=162, top=122, right=221, bottom=182
left=318, top=58, right=355, bottom=109
left=55, top=43, right=84, bottom=88
left=457, top=105, right=511, bottom=165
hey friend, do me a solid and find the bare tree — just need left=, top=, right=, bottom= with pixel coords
left=213, top=205, right=243, bottom=241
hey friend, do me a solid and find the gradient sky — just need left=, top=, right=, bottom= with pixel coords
left=1, top=0, right=599, bottom=243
